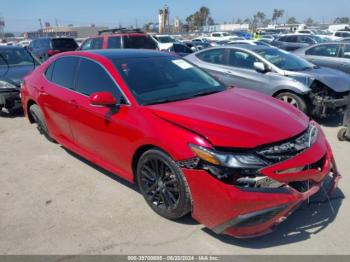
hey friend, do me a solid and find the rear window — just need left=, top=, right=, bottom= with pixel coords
left=123, top=36, right=157, bottom=49
left=51, top=39, right=78, bottom=50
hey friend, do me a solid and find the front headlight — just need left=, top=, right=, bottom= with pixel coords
left=189, top=144, right=267, bottom=169
left=289, top=75, right=314, bottom=87
left=0, top=80, right=17, bottom=90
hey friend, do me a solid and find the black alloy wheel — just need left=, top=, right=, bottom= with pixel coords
left=137, top=149, right=191, bottom=220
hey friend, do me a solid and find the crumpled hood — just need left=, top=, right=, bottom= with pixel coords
left=148, top=88, right=309, bottom=148
left=285, top=67, right=350, bottom=93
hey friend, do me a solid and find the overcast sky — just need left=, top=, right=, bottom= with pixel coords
left=1, top=0, right=350, bottom=32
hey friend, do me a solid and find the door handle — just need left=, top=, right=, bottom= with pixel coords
left=69, top=99, right=77, bottom=104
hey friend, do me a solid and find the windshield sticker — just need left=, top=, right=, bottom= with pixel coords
left=172, top=60, right=193, bottom=70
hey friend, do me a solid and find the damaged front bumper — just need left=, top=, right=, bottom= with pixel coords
left=0, top=89, right=21, bottom=109
left=181, top=129, right=341, bottom=238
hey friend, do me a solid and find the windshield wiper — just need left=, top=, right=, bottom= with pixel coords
left=187, top=90, right=222, bottom=99
left=144, top=98, right=185, bottom=105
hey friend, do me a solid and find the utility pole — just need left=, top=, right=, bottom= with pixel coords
left=55, top=18, right=59, bottom=27
left=38, top=18, right=43, bottom=36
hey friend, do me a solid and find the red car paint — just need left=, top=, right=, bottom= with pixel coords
left=21, top=50, right=341, bottom=238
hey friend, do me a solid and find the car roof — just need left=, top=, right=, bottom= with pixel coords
left=220, top=45, right=273, bottom=51
left=86, top=49, right=171, bottom=59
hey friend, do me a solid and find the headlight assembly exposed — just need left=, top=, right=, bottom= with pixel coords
left=189, top=144, right=267, bottom=169
left=0, top=80, right=17, bottom=90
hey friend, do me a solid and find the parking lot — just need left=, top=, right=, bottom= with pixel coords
left=0, top=110, right=348, bottom=255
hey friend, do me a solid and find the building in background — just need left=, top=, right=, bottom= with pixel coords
left=23, top=25, right=108, bottom=39
left=158, top=5, right=170, bottom=34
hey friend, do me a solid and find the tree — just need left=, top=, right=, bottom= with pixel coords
left=287, top=17, right=298, bottom=24
left=256, top=12, right=266, bottom=24
left=305, top=17, right=314, bottom=26
left=186, top=6, right=214, bottom=31
left=334, top=17, right=350, bottom=24
left=4, top=32, right=14, bottom=38
left=272, top=9, right=285, bottom=24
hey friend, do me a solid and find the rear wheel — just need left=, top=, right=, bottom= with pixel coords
left=337, top=127, right=348, bottom=141
left=276, top=92, right=308, bottom=114
left=136, top=149, right=191, bottom=220
left=29, top=104, right=55, bottom=143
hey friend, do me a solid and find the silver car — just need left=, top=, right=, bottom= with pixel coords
left=185, top=45, right=350, bottom=117
left=294, top=42, right=350, bottom=75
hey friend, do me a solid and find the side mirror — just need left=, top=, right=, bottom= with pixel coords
left=254, top=62, right=269, bottom=73
left=89, top=92, right=117, bottom=107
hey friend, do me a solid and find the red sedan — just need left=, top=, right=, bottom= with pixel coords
left=21, top=49, right=341, bottom=238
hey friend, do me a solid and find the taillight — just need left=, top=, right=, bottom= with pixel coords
left=47, top=49, right=60, bottom=56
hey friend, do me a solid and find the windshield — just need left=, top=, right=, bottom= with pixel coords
left=256, top=48, right=315, bottom=71
left=0, top=48, right=39, bottom=67
left=157, top=36, right=177, bottom=43
left=113, top=56, right=226, bottom=105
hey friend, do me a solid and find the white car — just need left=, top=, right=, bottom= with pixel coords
left=151, top=35, right=178, bottom=50
left=330, top=31, right=350, bottom=40
left=205, top=32, right=237, bottom=41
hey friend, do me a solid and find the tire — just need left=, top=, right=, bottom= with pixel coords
left=276, top=92, right=308, bottom=114
left=136, top=149, right=191, bottom=220
left=29, top=104, right=56, bottom=143
left=337, top=127, right=348, bottom=141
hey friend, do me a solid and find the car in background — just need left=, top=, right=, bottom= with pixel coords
left=0, top=46, right=40, bottom=112
left=205, top=32, right=238, bottom=42
left=79, top=28, right=158, bottom=51
left=231, top=30, right=252, bottom=40
left=21, top=49, right=341, bottom=239
left=28, top=37, right=78, bottom=61
left=294, top=42, right=350, bottom=75
left=189, top=39, right=212, bottom=50
left=151, top=34, right=178, bottom=50
left=340, top=37, right=350, bottom=43
left=271, top=34, right=324, bottom=51
left=185, top=45, right=350, bottom=117
left=330, top=31, right=350, bottom=40
left=166, top=43, right=194, bottom=57
left=228, top=40, right=272, bottom=47
left=259, top=35, right=275, bottom=44
left=15, top=39, right=31, bottom=48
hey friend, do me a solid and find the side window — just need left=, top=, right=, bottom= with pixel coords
left=91, top=38, right=103, bottom=49
left=341, top=45, right=350, bottom=59
left=81, top=39, right=93, bottom=50
left=107, top=36, right=122, bottom=49
left=45, top=63, right=55, bottom=81
left=286, top=36, right=297, bottom=42
left=299, top=36, right=314, bottom=44
left=306, top=44, right=340, bottom=57
left=196, top=49, right=226, bottom=65
left=81, top=38, right=103, bottom=50
left=335, top=32, right=342, bottom=37
left=228, top=50, right=258, bottom=69
left=51, top=57, right=78, bottom=89
left=212, top=33, right=221, bottom=37
left=76, top=58, right=122, bottom=100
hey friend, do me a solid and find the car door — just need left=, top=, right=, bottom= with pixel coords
left=339, top=44, right=350, bottom=74
left=40, top=56, right=78, bottom=143
left=194, top=48, right=233, bottom=84
left=305, top=43, right=341, bottom=70
left=69, top=57, right=132, bottom=179
left=224, top=49, right=272, bottom=93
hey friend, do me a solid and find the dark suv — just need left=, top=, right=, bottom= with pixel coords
left=79, top=28, right=158, bottom=51
left=28, top=37, right=78, bottom=61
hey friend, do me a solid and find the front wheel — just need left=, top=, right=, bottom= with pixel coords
left=276, top=92, right=308, bottom=114
left=136, top=149, right=191, bottom=220
left=338, top=127, right=349, bottom=141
